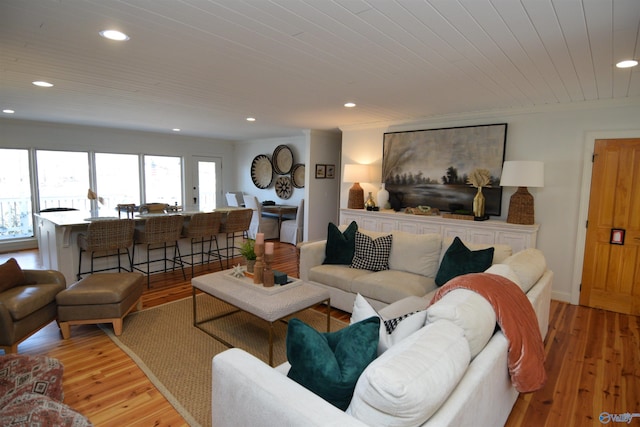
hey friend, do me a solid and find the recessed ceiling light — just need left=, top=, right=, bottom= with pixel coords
left=172, top=128, right=181, bottom=132
left=99, top=30, right=130, bottom=41
left=3, top=109, right=15, bottom=114
left=616, top=59, right=638, bottom=68
left=246, top=117, right=256, bottom=122
left=344, top=102, right=356, bottom=108
left=32, top=81, right=53, bottom=87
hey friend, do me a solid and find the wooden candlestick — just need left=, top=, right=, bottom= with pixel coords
left=253, top=242, right=264, bottom=284
left=263, top=252, right=274, bottom=287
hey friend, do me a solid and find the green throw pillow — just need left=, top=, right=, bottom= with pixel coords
left=435, top=237, right=494, bottom=286
left=323, top=221, right=358, bottom=265
left=286, top=316, right=380, bottom=410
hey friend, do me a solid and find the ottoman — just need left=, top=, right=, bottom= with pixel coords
left=56, top=272, right=144, bottom=339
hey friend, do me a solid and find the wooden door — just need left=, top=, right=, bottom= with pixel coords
left=580, top=138, right=640, bottom=315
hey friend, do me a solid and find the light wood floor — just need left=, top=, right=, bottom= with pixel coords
left=1, top=245, right=638, bottom=427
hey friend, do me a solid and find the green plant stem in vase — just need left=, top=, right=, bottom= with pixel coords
left=240, top=239, right=256, bottom=272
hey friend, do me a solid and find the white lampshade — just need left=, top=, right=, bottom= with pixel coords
left=343, top=164, right=370, bottom=183
left=500, top=161, right=544, bottom=188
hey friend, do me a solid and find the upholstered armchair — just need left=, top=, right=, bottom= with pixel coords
left=0, top=261, right=66, bottom=354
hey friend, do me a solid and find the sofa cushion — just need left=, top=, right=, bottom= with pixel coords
left=426, top=288, right=496, bottom=358
left=0, top=354, right=64, bottom=407
left=0, top=284, right=63, bottom=321
left=351, top=231, right=393, bottom=272
left=502, top=248, right=547, bottom=293
left=286, top=316, right=380, bottom=411
left=351, top=270, right=437, bottom=304
left=388, top=232, right=442, bottom=277
left=435, top=237, right=494, bottom=286
left=351, top=293, right=427, bottom=355
left=347, top=320, right=470, bottom=426
left=323, top=221, right=358, bottom=265
left=440, top=238, right=512, bottom=264
left=308, top=264, right=370, bottom=293
left=0, top=393, right=93, bottom=427
left=0, top=258, right=28, bottom=293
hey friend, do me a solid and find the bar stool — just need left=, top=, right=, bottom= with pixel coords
left=77, top=219, right=135, bottom=279
left=117, top=204, right=136, bottom=219
left=180, top=212, right=224, bottom=277
left=220, top=208, right=253, bottom=268
left=132, top=215, right=186, bottom=287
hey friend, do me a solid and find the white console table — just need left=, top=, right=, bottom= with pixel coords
left=340, top=209, right=538, bottom=253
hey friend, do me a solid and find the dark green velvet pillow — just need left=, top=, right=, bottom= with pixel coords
left=435, top=237, right=494, bottom=286
left=323, top=221, right=358, bottom=265
left=286, top=316, right=380, bottom=410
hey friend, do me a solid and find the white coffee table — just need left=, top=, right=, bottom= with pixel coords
left=192, top=270, right=330, bottom=366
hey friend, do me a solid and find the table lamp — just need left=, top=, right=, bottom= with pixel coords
left=500, top=161, right=544, bottom=225
left=344, top=164, right=370, bottom=209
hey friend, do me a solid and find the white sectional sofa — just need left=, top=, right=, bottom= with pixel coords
left=299, top=228, right=514, bottom=313
left=211, top=229, right=553, bottom=427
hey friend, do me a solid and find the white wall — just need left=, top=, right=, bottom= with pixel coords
left=306, top=130, right=342, bottom=241
left=341, top=99, right=640, bottom=304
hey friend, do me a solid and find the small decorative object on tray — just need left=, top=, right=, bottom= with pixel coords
left=230, top=264, right=245, bottom=278
left=225, top=268, right=302, bottom=294
left=405, top=206, right=439, bottom=216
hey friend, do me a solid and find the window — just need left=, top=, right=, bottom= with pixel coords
left=36, top=150, right=90, bottom=211
left=0, top=149, right=33, bottom=240
left=95, top=153, right=141, bottom=211
left=144, top=155, right=182, bottom=206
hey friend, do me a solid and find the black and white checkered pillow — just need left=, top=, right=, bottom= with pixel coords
left=350, top=231, right=393, bottom=272
left=383, top=311, right=419, bottom=334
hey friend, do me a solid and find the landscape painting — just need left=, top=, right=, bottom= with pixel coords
left=382, top=124, right=507, bottom=216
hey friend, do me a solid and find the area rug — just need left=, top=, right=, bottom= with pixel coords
left=101, top=294, right=347, bottom=427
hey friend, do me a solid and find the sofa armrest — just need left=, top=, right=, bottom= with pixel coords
left=299, top=240, right=327, bottom=282
left=212, top=349, right=367, bottom=427
left=23, top=270, right=66, bottom=287
left=526, top=270, right=553, bottom=339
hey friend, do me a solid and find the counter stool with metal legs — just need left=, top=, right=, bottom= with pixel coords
left=180, top=211, right=224, bottom=277
left=77, top=219, right=135, bottom=280
left=219, top=208, right=253, bottom=269
left=132, top=215, right=186, bottom=287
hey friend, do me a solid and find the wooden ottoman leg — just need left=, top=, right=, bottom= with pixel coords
left=113, top=319, right=123, bottom=336
left=60, top=322, right=71, bottom=340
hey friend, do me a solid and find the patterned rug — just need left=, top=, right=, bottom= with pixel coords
left=102, top=294, right=346, bottom=427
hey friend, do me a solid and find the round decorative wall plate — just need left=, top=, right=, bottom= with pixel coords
left=272, top=145, right=294, bottom=175
left=251, top=154, right=273, bottom=189
left=275, top=176, right=293, bottom=199
left=291, top=163, right=305, bottom=188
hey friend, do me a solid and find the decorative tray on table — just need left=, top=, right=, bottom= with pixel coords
left=224, top=267, right=302, bottom=295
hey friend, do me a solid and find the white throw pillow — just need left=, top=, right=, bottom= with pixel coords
left=351, top=294, right=427, bottom=355
left=426, top=289, right=496, bottom=358
left=388, top=232, right=442, bottom=277
left=502, top=248, right=547, bottom=293
left=347, top=320, right=470, bottom=427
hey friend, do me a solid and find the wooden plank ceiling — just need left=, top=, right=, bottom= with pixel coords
left=0, top=0, right=638, bottom=140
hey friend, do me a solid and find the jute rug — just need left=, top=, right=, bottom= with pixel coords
left=101, top=294, right=346, bottom=427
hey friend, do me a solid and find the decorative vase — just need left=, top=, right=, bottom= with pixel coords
left=364, top=192, right=376, bottom=209
left=473, top=187, right=486, bottom=218
left=246, top=259, right=255, bottom=273
left=377, top=183, right=389, bottom=209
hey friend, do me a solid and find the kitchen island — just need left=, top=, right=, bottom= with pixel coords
left=35, top=208, right=248, bottom=285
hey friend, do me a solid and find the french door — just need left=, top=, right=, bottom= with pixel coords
left=192, top=157, right=222, bottom=211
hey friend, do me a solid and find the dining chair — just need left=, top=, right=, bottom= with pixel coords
left=280, top=199, right=304, bottom=245
left=242, top=195, right=279, bottom=240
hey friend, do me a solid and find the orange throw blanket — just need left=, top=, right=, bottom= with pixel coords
left=429, top=273, right=547, bottom=393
